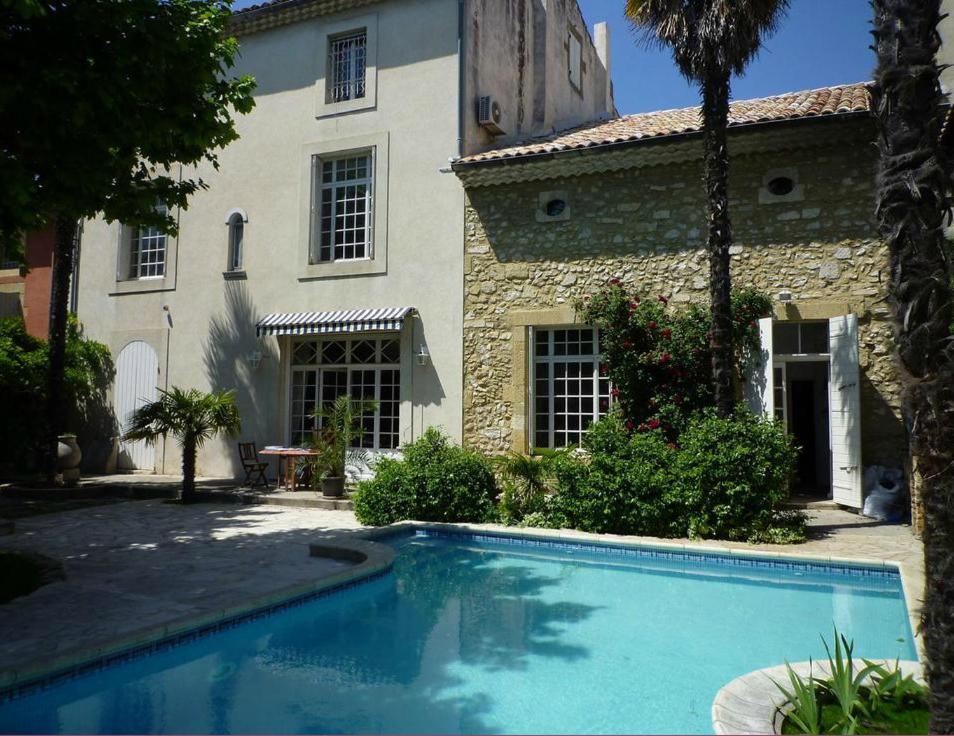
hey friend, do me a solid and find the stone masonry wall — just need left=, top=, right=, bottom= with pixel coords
left=462, top=125, right=906, bottom=476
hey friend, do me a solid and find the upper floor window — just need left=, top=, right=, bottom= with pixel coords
left=311, top=152, right=373, bottom=264
left=227, top=211, right=245, bottom=272
left=532, top=327, right=610, bottom=450
left=129, top=202, right=168, bottom=280
left=567, top=31, right=582, bottom=90
left=328, top=30, right=367, bottom=103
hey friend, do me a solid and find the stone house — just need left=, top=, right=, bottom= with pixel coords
left=72, top=0, right=614, bottom=477
left=452, top=83, right=904, bottom=510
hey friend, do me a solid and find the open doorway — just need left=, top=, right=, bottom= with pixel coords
left=784, top=361, right=830, bottom=496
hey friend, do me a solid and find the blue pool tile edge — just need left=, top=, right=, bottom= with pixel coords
left=410, top=527, right=901, bottom=580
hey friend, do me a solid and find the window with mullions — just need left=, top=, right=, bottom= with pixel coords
left=532, top=327, right=610, bottom=449
left=289, top=336, right=400, bottom=449
left=328, top=31, right=367, bottom=103
left=129, top=203, right=169, bottom=279
left=773, top=322, right=829, bottom=355
left=311, top=153, right=373, bottom=263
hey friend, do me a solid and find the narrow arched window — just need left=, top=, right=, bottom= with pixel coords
left=227, top=212, right=244, bottom=272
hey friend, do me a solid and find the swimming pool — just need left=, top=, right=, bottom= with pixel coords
left=0, top=530, right=916, bottom=734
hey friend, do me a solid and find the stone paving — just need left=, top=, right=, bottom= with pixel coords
left=0, top=500, right=361, bottom=680
left=0, top=500, right=924, bottom=689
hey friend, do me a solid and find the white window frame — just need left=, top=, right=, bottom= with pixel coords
left=529, top=326, right=610, bottom=450
left=128, top=202, right=169, bottom=280
left=310, top=152, right=374, bottom=264
left=288, top=336, right=401, bottom=450
left=328, top=30, right=367, bottom=104
left=315, top=13, right=378, bottom=118
left=298, top=133, right=389, bottom=280
left=226, top=210, right=246, bottom=273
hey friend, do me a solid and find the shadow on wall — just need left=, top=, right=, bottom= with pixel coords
left=859, top=370, right=906, bottom=468
left=202, top=281, right=276, bottom=478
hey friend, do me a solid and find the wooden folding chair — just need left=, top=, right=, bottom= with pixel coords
left=238, top=442, right=269, bottom=488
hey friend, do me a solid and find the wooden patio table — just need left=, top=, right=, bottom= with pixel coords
left=258, top=447, right=318, bottom=492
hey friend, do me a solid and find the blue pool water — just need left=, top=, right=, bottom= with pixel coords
left=0, top=532, right=915, bottom=734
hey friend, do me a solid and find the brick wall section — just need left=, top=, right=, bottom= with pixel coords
left=461, top=127, right=907, bottom=480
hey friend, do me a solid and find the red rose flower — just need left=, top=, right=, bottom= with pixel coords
left=625, top=421, right=635, bottom=431
left=629, top=301, right=640, bottom=311
left=661, top=328, right=672, bottom=339
left=611, top=386, right=620, bottom=398
left=658, top=294, right=669, bottom=304
left=647, top=321, right=657, bottom=330
left=648, top=418, right=661, bottom=430
left=609, top=277, right=622, bottom=286
left=660, top=352, right=672, bottom=364
left=599, top=363, right=609, bottom=375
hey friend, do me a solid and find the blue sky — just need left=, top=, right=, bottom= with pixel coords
left=232, top=0, right=874, bottom=115
left=580, top=0, right=874, bottom=114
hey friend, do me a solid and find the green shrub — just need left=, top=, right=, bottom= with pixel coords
left=0, top=317, right=112, bottom=470
left=673, top=409, right=799, bottom=541
left=540, top=409, right=803, bottom=542
left=548, top=413, right=679, bottom=536
left=353, top=427, right=497, bottom=526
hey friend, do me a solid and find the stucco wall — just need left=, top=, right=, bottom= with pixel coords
left=75, top=0, right=465, bottom=477
left=463, top=0, right=612, bottom=152
left=460, top=119, right=906, bottom=474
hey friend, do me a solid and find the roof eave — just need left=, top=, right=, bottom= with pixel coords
left=451, top=109, right=874, bottom=176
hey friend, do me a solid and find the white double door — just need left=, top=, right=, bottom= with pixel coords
left=745, top=315, right=862, bottom=508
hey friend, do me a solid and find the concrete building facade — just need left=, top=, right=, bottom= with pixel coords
left=72, top=0, right=613, bottom=477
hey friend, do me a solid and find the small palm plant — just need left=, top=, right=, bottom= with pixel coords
left=310, top=394, right=378, bottom=496
left=124, top=387, right=241, bottom=503
left=494, top=451, right=554, bottom=522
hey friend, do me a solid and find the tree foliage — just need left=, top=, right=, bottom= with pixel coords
left=578, top=281, right=772, bottom=440
left=0, top=317, right=112, bottom=468
left=0, top=0, right=256, bottom=243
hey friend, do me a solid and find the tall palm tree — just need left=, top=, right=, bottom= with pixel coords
left=625, top=0, right=788, bottom=415
left=124, top=387, right=241, bottom=503
left=872, top=0, right=954, bottom=728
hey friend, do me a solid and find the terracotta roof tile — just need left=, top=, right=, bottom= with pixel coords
left=455, top=82, right=872, bottom=166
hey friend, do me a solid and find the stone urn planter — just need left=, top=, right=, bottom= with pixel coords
left=56, top=434, right=83, bottom=486
left=712, top=659, right=924, bottom=735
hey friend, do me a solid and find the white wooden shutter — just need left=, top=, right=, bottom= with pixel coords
left=829, top=315, right=863, bottom=508
left=114, top=340, right=159, bottom=471
left=744, top=317, right=774, bottom=419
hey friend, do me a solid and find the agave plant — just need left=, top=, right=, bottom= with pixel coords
left=124, top=387, right=241, bottom=503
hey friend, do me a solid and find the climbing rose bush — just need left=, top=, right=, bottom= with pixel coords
left=577, top=282, right=772, bottom=439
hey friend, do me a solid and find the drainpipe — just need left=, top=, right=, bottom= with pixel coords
left=457, top=0, right=466, bottom=157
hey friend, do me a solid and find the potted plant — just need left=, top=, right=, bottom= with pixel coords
left=310, top=395, right=377, bottom=497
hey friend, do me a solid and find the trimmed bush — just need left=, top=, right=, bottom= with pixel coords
left=548, top=414, right=679, bottom=536
left=536, top=410, right=803, bottom=542
left=353, top=427, right=497, bottom=526
left=673, top=409, right=801, bottom=541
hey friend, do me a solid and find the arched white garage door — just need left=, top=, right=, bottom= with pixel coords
left=114, top=340, right=159, bottom=471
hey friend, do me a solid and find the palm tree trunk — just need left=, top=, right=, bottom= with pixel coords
left=873, top=0, right=954, bottom=729
left=181, top=435, right=197, bottom=504
left=701, top=68, right=735, bottom=416
left=44, top=214, right=79, bottom=480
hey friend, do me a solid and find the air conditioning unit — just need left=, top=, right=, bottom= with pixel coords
left=477, top=95, right=505, bottom=135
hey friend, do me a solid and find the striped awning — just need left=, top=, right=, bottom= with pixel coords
left=256, top=307, right=416, bottom=337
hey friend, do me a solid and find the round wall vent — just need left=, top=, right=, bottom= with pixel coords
left=767, top=176, right=795, bottom=196
left=545, top=198, right=567, bottom=217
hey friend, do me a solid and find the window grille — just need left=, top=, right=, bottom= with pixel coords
left=329, top=31, right=367, bottom=103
